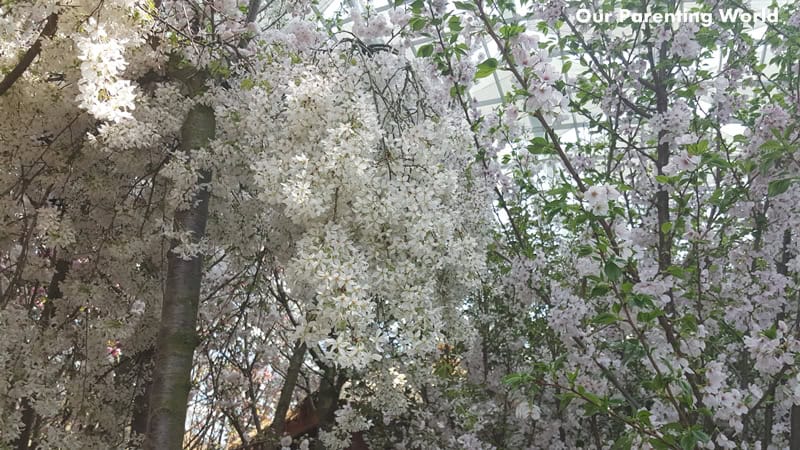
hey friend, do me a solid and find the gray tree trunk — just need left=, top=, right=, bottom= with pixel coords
left=144, top=104, right=215, bottom=450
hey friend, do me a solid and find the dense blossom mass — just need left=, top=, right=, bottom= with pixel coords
left=1, top=0, right=800, bottom=449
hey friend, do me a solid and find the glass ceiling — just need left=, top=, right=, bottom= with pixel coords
left=311, top=0, right=784, bottom=143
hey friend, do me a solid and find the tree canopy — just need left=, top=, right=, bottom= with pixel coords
left=1, top=0, right=800, bottom=449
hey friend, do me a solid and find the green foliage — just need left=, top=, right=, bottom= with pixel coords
left=475, top=58, right=499, bottom=79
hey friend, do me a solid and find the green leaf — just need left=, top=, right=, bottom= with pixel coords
left=593, top=312, right=620, bottom=325
left=502, top=372, right=529, bottom=386
left=677, top=379, right=694, bottom=405
left=527, top=136, right=554, bottom=155
left=604, top=260, right=622, bottom=282
left=680, top=432, right=697, bottom=450
left=666, top=265, right=685, bottom=279
left=416, top=43, right=434, bottom=58
left=453, top=1, right=476, bottom=10
left=649, top=438, right=672, bottom=450
left=240, top=78, right=254, bottom=90
left=475, top=58, right=499, bottom=79
left=762, top=324, right=777, bottom=339
left=703, top=152, right=730, bottom=169
left=559, top=392, right=576, bottom=410
left=499, top=23, right=526, bottom=39
left=409, top=16, right=427, bottom=31
left=611, top=433, right=634, bottom=450
left=636, top=409, right=652, bottom=426
left=448, top=16, right=462, bottom=33
left=566, top=370, right=579, bottom=384
left=449, top=84, right=465, bottom=98
left=687, top=140, right=708, bottom=155
left=760, top=139, right=783, bottom=152
left=637, top=309, right=663, bottom=323
left=591, top=283, right=611, bottom=296
left=691, top=430, right=710, bottom=444
left=768, top=178, right=793, bottom=197
left=561, top=60, right=572, bottom=74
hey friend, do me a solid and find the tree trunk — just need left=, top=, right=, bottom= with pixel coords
left=776, top=229, right=800, bottom=450
left=13, top=398, right=36, bottom=450
left=792, top=405, right=800, bottom=450
left=14, top=257, right=70, bottom=450
left=130, top=347, right=154, bottom=438
left=260, top=341, right=306, bottom=449
left=312, top=366, right=342, bottom=450
left=143, top=104, right=215, bottom=450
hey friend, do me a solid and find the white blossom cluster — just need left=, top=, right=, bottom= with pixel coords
left=206, top=44, right=492, bottom=375
left=75, top=18, right=139, bottom=122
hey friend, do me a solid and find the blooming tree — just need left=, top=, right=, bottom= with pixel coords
left=396, top=0, right=800, bottom=448
left=0, top=1, right=490, bottom=449
left=4, top=0, right=800, bottom=449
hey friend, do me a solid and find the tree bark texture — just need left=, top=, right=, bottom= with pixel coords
left=144, top=104, right=215, bottom=450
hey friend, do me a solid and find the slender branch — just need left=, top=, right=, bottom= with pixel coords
left=0, top=13, right=58, bottom=96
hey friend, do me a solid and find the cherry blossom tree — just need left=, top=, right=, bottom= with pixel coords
left=0, top=1, right=490, bottom=449
left=399, top=0, right=800, bottom=448
left=4, top=0, right=800, bottom=449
